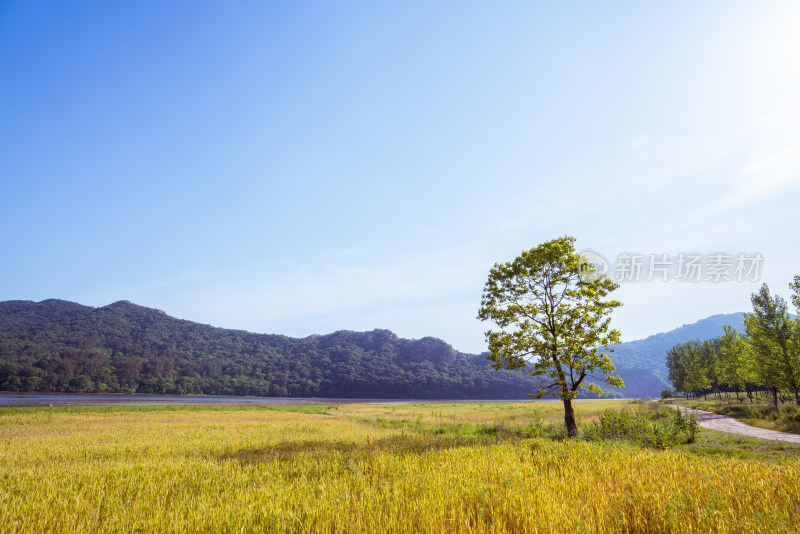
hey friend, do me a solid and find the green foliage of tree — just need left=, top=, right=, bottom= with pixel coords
left=790, top=276, right=800, bottom=314
left=667, top=341, right=713, bottom=398
left=790, top=277, right=800, bottom=393
left=477, top=236, right=623, bottom=437
left=718, top=325, right=754, bottom=401
left=665, top=344, right=687, bottom=394
left=745, top=283, right=799, bottom=407
left=684, top=342, right=711, bottom=396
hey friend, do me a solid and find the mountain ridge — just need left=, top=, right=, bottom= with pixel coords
left=606, top=312, right=750, bottom=396
left=0, top=299, right=760, bottom=398
left=0, top=299, right=555, bottom=399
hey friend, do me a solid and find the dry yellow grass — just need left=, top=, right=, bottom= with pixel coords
left=332, top=399, right=631, bottom=425
left=0, top=402, right=798, bottom=533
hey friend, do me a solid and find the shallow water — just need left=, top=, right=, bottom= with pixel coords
left=0, top=392, right=552, bottom=407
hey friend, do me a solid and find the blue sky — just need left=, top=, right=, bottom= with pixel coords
left=2, top=1, right=799, bottom=353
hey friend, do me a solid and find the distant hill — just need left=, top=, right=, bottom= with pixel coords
left=0, top=299, right=560, bottom=399
left=608, top=313, right=749, bottom=397
left=0, top=299, right=763, bottom=399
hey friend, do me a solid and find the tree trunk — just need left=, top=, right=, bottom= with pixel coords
left=772, top=387, right=779, bottom=410
left=563, top=398, right=578, bottom=437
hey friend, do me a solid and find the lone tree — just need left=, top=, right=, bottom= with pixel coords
left=477, top=236, right=623, bottom=437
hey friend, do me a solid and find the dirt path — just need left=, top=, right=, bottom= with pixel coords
left=674, top=405, right=800, bottom=444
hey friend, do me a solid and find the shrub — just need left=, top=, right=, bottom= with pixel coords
left=583, top=409, right=676, bottom=449
left=583, top=406, right=699, bottom=448
left=672, top=409, right=700, bottom=443
left=647, top=403, right=672, bottom=420
left=780, top=404, right=800, bottom=424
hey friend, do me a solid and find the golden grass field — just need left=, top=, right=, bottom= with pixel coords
left=1, top=400, right=799, bottom=533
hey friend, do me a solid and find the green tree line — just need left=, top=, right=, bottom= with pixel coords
left=666, top=277, right=800, bottom=408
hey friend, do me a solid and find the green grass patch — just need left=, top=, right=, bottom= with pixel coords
left=676, top=429, right=800, bottom=462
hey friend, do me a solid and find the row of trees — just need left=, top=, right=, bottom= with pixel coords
left=667, top=277, right=800, bottom=408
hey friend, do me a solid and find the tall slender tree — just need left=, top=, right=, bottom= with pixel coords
left=744, top=284, right=797, bottom=407
left=718, top=325, right=754, bottom=402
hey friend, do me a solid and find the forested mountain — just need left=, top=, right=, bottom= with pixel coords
left=1, top=299, right=754, bottom=399
left=608, top=313, right=747, bottom=397
left=0, top=299, right=564, bottom=399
